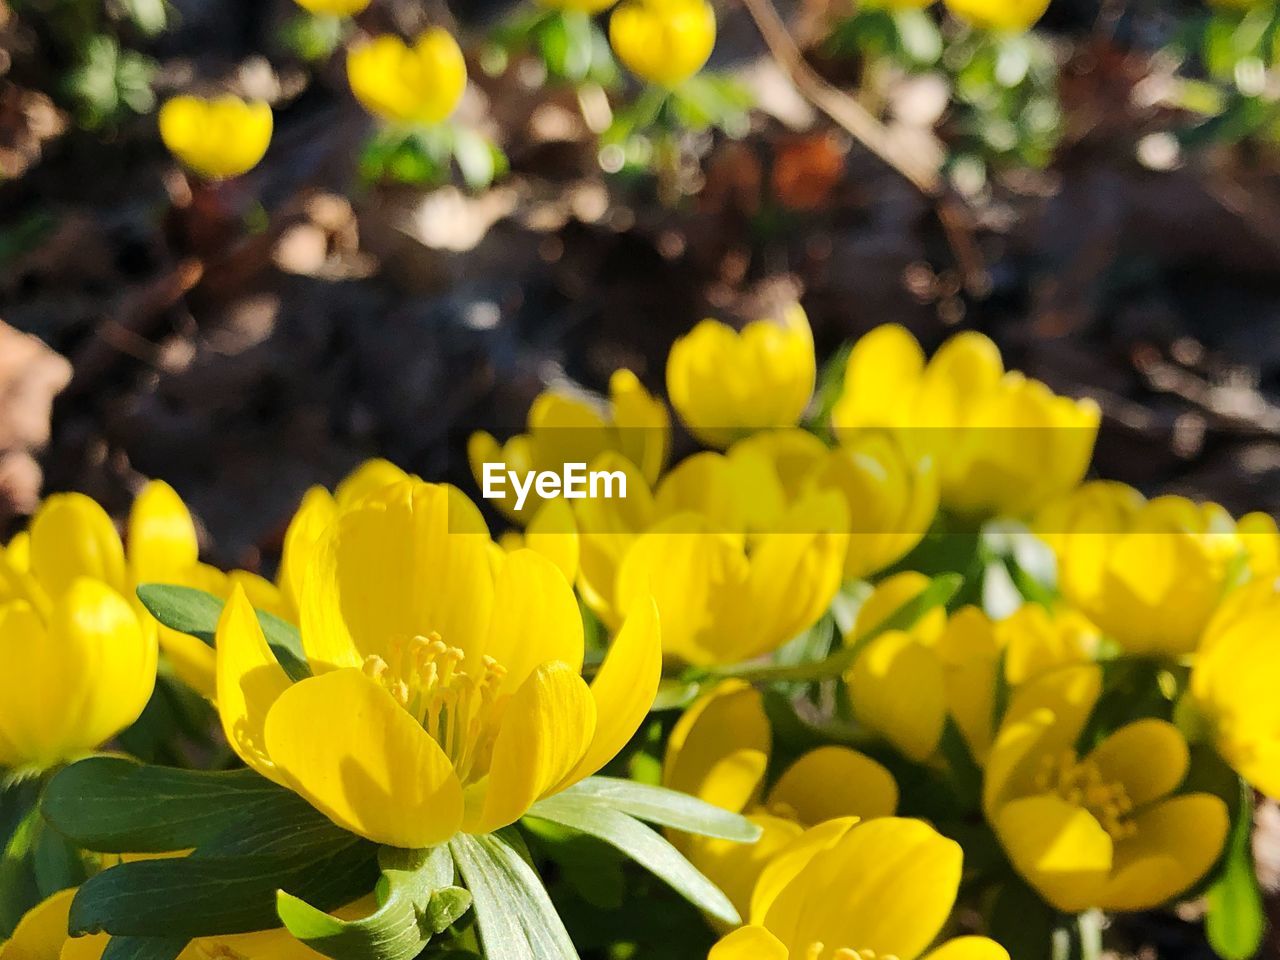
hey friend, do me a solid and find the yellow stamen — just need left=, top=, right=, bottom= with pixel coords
left=1033, top=749, right=1138, bottom=841
left=805, top=946, right=898, bottom=960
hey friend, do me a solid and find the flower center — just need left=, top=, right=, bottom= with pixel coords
left=1033, top=749, right=1137, bottom=841
left=362, top=633, right=508, bottom=784
left=805, top=945, right=899, bottom=960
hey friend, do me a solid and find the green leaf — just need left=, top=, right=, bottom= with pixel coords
left=553, top=778, right=760, bottom=843
left=277, top=846, right=471, bottom=960
left=449, top=832, right=579, bottom=960
left=1206, top=787, right=1266, bottom=960
left=526, top=793, right=740, bottom=926
left=136, top=584, right=309, bottom=682
left=42, top=758, right=311, bottom=854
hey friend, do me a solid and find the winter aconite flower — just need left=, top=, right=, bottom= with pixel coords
left=709, top=818, right=1009, bottom=960
left=663, top=680, right=898, bottom=920
left=1191, top=578, right=1280, bottom=799
left=158, top=96, right=273, bottom=181
left=943, top=0, right=1051, bottom=32
left=667, top=305, right=816, bottom=450
left=610, top=0, right=716, bottom=88
left=214, top=478, right=661, bottom=848
left=1036, top=482, right=1259, bottom=656
left=347, top=29, right=468, bottom=126
left=833, top=324, right=1099, bottom=519
left=468, top=369, right=669, bottom=524
left=0, top=494, right=157, bottom=771
left=984, top=665, right=1227, bottom=912
left=293, top=0, right=370, bottom=15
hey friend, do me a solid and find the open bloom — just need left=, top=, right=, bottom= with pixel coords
left=832, top=325, right=1099, bottom=520
left=609, top=0, right=716, bottom=88
left=214, top=479, right=661, bottom=848
left=158, top=96, right=272, bottom=181
left=667, top=306, right=815, bottom=450
left=573, top=450, right=847, bottom=665
left=663, top=680, right=897, bottom=921
left=984, top=665, right=1227, bottom=912
left=1191, top=578, right=1280, bottom=798
left=710, top=817, right=1009, bottom=960
left=347, top=29, right=468, bottom=126
left=942, top=0, right=1051, bottom=31
left=469, top=369, right=669, bottom=525
left=0, top=494, right=156, bottom=771
left=1036, top=482, right=1260, bottom=656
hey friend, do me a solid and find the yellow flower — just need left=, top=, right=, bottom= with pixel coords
left=667, top=306, right=815, bottom=450
left=214, top=478, right=662, bottom=848
left=943, top=0, right=1051, bottom=32
left=709, top=818, right=1009, bottom=960
left=1036, top=481, right=1255, bottom=656
left=347, top=29, right=468, bottom=126
left=1191, top=578, right=1280, bottom=799
left=293, top=0, right=370, bottom=15
left=0, top=495, right=156, bottom=771
left=575, top=450, right=848, bottom=665
left=496, top=498, right=580, bottom=584
left=609, top=0, right=716, bottom=88
left=663, top=680, right=898, bottom=922
left=158, top=96, right=272, bottom=181
left=832, top=325, right=1099, bottom=519
left=0, top=888, right=366, bottom=960
left=984, top=664, right=1227, bottom=912
left=469, top=369, right=669, bottom=524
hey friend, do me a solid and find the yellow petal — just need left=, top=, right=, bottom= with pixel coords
left=709, top=926, right=789, bottom=960
left=264, top=668, right=464, bottom=847
left=334, top=458, right=411, bottom=510
left=750, top=817, right=861, bottom=926
left=483, top=550, right=584, bottom=695
left=1085, top=719, right=1188, bottom=808
left=848, top=631, right=947, bottom=762
left=215, top=585, right=293, bottom=785
left=469, top=662, right=596, bottom=833
left=686, top=814, right=803, bottom=930
left=994, top=794, right=1113, bottom=913
left=921, top=938, right=1011, bottom=960
left=610, top=0, right=717, bottom=89
left=522, top=498, right=580, bottom=584
left=662, top=680, right=769, bottom=814
left=278, top=486, right=336, bottom=617
left=347, top=30, right=468, bottom=126
left=127, top=480, right=199, bottom=584
left=832, top=324, right=924, bottom=432
left=766, top=747, right=898, bottom=826
left=159, top=96, right=272, bottom=181
left=29, top=493, right=127, bottom=598
left=0, top=889, right=78, bottom=960
left=559, top=597, right=662, bottom=790
left=608, top=368, right=670, bottom=486
left=1101, top=794, right=1228, bottom=911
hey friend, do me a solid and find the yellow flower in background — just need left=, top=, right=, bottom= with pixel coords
left=663, top=680, right=898, bottom=920
left=1191, top=578, right=1280, bottom=799
left=609, top=0, right=717, bottom=88
left=214, top=478, right=661, bottom=848
left=943, top=0, right=1051, bottom=32
left=984, top=665, right=1227, bottom=912
left=347, top=29, right=468, bottom=126
left=293, top=0, right=370, bottom=15
left=158, top=96, right=272, bottom=181
left=469, top=369, right=669, bottom=525
left=832, top=325, right=1099, bottom=520
left=0, top=494, right=156, bottom=771
left=709, top=817, right=1009, bottom=960
left=1036, top=481, right=1256, bottom=656
left=667, top=306, right=816, bottom=449
left=496, top=498, right=580, bottom=584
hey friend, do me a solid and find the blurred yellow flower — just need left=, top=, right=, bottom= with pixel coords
left=668, top=306, right=816, bottom=450
left=833, top=324, right=1099, bottom=519
left=293, top=0, right=370, bottom=15
left=469, top=369, right=669, bottom=524
left=943, top=0, right=1051, bottom=32
left=347, top=29, right=468, bottom=126
left=0, top=494, right=156, bottom=771
left=1191, top=578, right=1280, bottom=799
left=709, top=817, right=1009, bottom=960
left=214, top=478, right=661, bottom=848
left=1036, top=481, right=1256, bottom=656
left=610, top=0, right=716, bottom=88
left=158, top=96, right=272, bottom=181
left=984, top=665, right=1227, bottom=912
left=663, top=680, right=898, bottom=920
left=496, top=498, right=580, bottom=584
